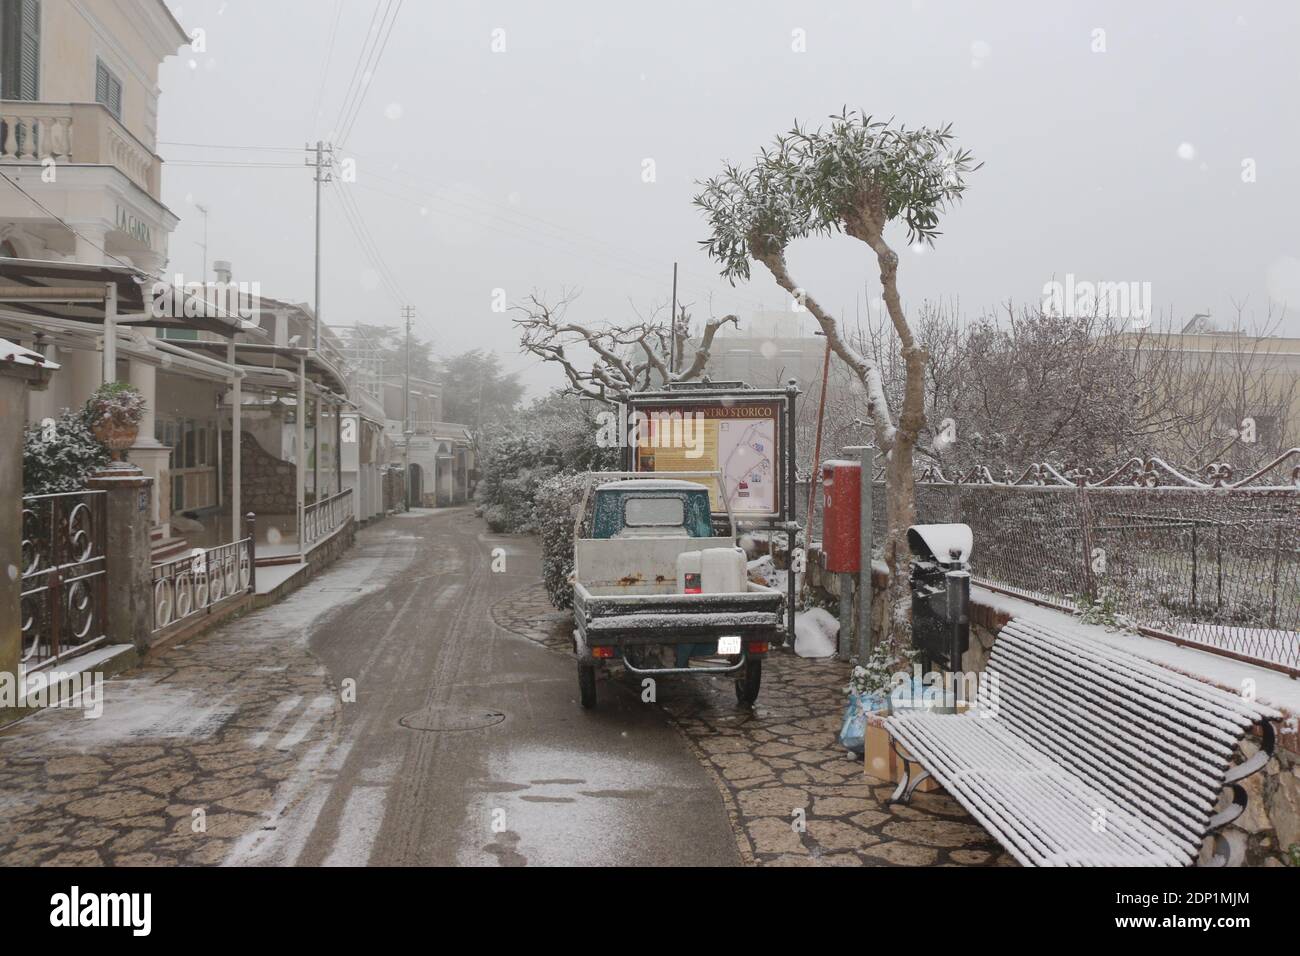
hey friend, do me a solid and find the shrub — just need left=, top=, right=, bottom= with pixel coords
left=23, top=408, right=110, bottom=494
left=534, top=471, right=591, bottom=609
left=475, top=390, right=619, bottom=535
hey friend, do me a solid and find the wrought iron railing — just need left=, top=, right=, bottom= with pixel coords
left=302, top=487, right=354, bottom=547
left=20, top=491, right=109, bottom=668
left=861, top=451, right=1300, bottom=674
left=152, top=537, right=254, bottom=633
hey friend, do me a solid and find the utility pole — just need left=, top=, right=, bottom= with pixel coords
left=194, top=203, right=209, bottom=286
left=402, top=304, right=415, bottom=510
left=669, top=261, right=679, bottom=376
left=305, top=141, right=334, bottom=353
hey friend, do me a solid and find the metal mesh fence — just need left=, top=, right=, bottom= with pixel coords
left=867, top=480, right=1300, bottom=672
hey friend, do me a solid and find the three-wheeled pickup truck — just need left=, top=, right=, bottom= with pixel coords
left=571, top=471, right=784, bottom=709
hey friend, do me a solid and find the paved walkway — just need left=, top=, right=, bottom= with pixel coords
left=0, top=601, right=338, bottom=866
left=494, top=583, right=1015, bottom=867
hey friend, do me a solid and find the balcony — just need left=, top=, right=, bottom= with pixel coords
left=0, top=101, right=162, bottom=198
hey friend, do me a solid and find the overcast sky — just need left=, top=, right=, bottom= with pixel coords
left=158, top=0, right=1300, bottom=397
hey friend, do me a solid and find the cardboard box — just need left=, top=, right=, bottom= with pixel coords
left=863, top=713, right=942, bottom=793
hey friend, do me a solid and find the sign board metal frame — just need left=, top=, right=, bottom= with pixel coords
left=621, top=382, right=801, bottom=646
left=623, top=384, right=798, bottom=524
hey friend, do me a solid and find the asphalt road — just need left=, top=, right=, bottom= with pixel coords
left=235, top=507, right=740, bottom=867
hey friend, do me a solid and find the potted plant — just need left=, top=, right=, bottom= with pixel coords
left=85, top=382, right=147, bottom=470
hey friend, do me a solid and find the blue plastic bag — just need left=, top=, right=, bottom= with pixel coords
left=839, top=691, right=887, bottom=754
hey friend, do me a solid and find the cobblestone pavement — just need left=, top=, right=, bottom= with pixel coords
left=493, top=583, right=1014, bottom=867
left=0, top=542, right=403, bottom=866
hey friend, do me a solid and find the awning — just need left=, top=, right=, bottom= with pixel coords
left=0, top=257, right=258, bottom=338
left=176, top=339, right=351, bottom=395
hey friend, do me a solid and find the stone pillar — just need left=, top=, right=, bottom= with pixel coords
left=60, top=348, right=102, bottom=409
left=84, top=468, right=154, bottom=653
left=72, top=224, right=110, bottom=266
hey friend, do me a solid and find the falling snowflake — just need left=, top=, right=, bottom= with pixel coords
left=384, top=103, right=404, bottom=120
left=1177, top=142, right=1196, bottom=161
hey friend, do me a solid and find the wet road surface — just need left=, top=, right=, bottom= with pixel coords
left=233, top=508, right=740, bottom=866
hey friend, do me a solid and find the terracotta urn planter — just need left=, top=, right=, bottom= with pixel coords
left=92, top=418, right=140, bottom=465
left=86, top=383, right=147, bottom=472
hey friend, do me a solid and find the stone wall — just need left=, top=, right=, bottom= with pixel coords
left=806, top=544, right=1300, bottom=868
left=307, top=517, right=355, bottom=575
left=221, top=431, right=295, bottom=515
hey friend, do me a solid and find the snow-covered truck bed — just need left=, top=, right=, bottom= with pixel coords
left=570, top=475, right=783, bottom=709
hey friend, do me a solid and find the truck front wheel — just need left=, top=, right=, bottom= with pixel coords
left=578, top=663, right=597, bottom=709
left=735, top=657, right=762, bottom=705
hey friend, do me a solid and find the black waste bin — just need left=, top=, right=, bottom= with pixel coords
left=906, top=523, right=973, bottom=672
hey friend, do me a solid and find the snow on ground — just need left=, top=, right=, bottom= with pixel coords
left=746, top=555, right=777, bottom=588
left=794, top=607, right=839, bottom=658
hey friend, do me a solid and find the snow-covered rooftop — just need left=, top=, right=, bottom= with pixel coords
left=0, top=338, right=57, bottom=369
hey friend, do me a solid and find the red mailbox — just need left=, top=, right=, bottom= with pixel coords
left=822, top=459, right=861, bottom=572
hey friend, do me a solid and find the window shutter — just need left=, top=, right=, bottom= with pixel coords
left=95, top=61, right=109, bottom=104
left=1, top=0, right=41, bottom=100
left=95, top=58, right=122, bottom=119
left=16, top=0, right=38, bottom=100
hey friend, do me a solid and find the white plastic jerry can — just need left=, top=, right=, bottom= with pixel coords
left=701, top=547, right=746, bottom=594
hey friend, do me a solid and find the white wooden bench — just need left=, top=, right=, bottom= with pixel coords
left=885, top=618, right=1280, bottom=866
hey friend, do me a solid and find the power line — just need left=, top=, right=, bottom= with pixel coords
left=164, top=160, right=304, bottom=168
left=348, top=177, right=733, bottom=308
left=336, top=0, right=404, bottom=147
left=342, top=152, right=769, bottom=311
left=158, top=141, right=302, bottom=151
left=328, top=186, right=409, bottom=310
left=156, top=140, right=766, bottom=312
left=329, top=0, right=403, bottom=146
left=308, top=0, right=345, bottom=141
left=329, top=0, right=388, bottom=138
left=335, top=184, right=407, bottom=303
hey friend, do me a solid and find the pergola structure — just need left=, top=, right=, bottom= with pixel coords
left=0, top=257, right=351, bottom=562
left=175, top=337, right=357, bottom=563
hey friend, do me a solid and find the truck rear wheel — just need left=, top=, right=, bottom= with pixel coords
left=578, top=663, right=597, bottom=709
left=735, top=657, right=762, bottom=705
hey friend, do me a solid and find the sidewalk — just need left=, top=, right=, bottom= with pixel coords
left=0, top=545, right=395, bottom=865
left=492, top=583, right=1014, bottom=866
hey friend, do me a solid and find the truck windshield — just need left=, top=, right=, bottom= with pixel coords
left=623, top=496, right=685, bottom=527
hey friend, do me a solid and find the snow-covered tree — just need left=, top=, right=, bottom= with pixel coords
left=695, top=110, right=980, bottom=642
left=512, top=290, right=738, bottom=402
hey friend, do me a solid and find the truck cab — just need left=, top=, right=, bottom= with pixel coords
left=590, top=480, right=713, bottom=540
left=571, top=472, right=783, bottom=709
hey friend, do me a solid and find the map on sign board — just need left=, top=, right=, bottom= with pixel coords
left=632, top=400, right=781, bottom=516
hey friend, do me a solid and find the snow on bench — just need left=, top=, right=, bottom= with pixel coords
left=884, top=618, right=1281, bottom=867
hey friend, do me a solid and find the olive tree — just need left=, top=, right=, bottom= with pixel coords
left=695, top=110, right=979, bottom=639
